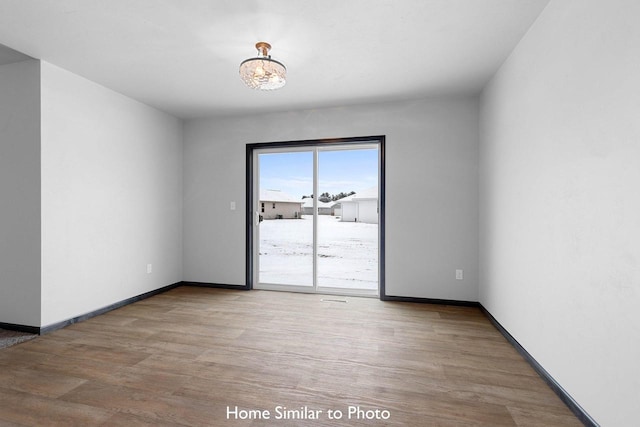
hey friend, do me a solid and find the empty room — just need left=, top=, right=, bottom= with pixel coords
left=0, top=1, right=637, bottom=426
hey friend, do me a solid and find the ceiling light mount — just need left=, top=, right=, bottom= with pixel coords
left=255, top=41, right=271, bottom=57
left=239, top=41, right=286, bottom=91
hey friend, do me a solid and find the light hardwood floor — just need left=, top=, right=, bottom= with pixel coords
left=0, top=287, right=581, bottom=426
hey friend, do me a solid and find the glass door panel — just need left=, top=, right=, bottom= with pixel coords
left=317, top=148, right=379, bottom=293
left=257, top=151, right=314, bottom=287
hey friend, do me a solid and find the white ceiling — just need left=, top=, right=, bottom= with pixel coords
left=0, top=0, right=549, bottom=119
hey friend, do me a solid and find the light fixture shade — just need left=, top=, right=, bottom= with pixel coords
left=239, top=42, right=286, bottom=90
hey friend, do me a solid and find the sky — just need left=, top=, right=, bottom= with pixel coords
left=259, top=148, right=378, bottom=200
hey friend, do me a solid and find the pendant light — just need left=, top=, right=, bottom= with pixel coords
left=239, top=42, right=286, bottom=90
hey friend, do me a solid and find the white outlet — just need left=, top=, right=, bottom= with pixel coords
left=455, top=269, right=463, bottom=280
left=230, top=201, right=236, bottom=211
left=147, top=263, right=152, bottom=274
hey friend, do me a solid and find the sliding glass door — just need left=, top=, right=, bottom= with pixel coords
left=251, top=141, right=381, bottom=296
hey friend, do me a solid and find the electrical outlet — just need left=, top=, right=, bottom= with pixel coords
left=455, top=269, right=463, bottom=280
left=147, top=264, right=153, bottom=274
left=230, top=201, right=236, bottom=211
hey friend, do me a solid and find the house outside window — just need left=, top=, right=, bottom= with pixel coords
left=259, top=189, right=303, bottom=220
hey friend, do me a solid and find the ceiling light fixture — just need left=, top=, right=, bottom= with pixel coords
left=239, top=42, right=286, bottom=90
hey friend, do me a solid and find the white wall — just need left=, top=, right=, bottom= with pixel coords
left=479, top=1, right=640, bottom=425
left=357, top=200, right=379, bottom=224
left=340, top=202, right=358, bottom=223
left=0, top=59, right=41, bottom=326
left=40, top=62, right=183, bottom=327
left=184, top=97, right=479, bottom=300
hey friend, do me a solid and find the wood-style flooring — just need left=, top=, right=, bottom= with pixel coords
left=0, top=287, right=581, bottom=426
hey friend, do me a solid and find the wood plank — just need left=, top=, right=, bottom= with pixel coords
left=0, top=388, right=113, bottom=426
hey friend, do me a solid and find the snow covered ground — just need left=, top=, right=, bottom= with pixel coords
left=258, top=215, right=378, bottom=290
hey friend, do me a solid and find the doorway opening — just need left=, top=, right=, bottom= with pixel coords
left=246, top=136, right=385, bottom=297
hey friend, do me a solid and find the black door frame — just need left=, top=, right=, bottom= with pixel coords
left=245, top=135, right=386, bottom=298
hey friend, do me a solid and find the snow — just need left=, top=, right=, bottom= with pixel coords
left=258, top=215, right=378, bottom=290
left=260, top=189, right=300, bottom=203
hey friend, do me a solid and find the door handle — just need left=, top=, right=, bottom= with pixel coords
left=255, top=211, right=260, bottom=226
